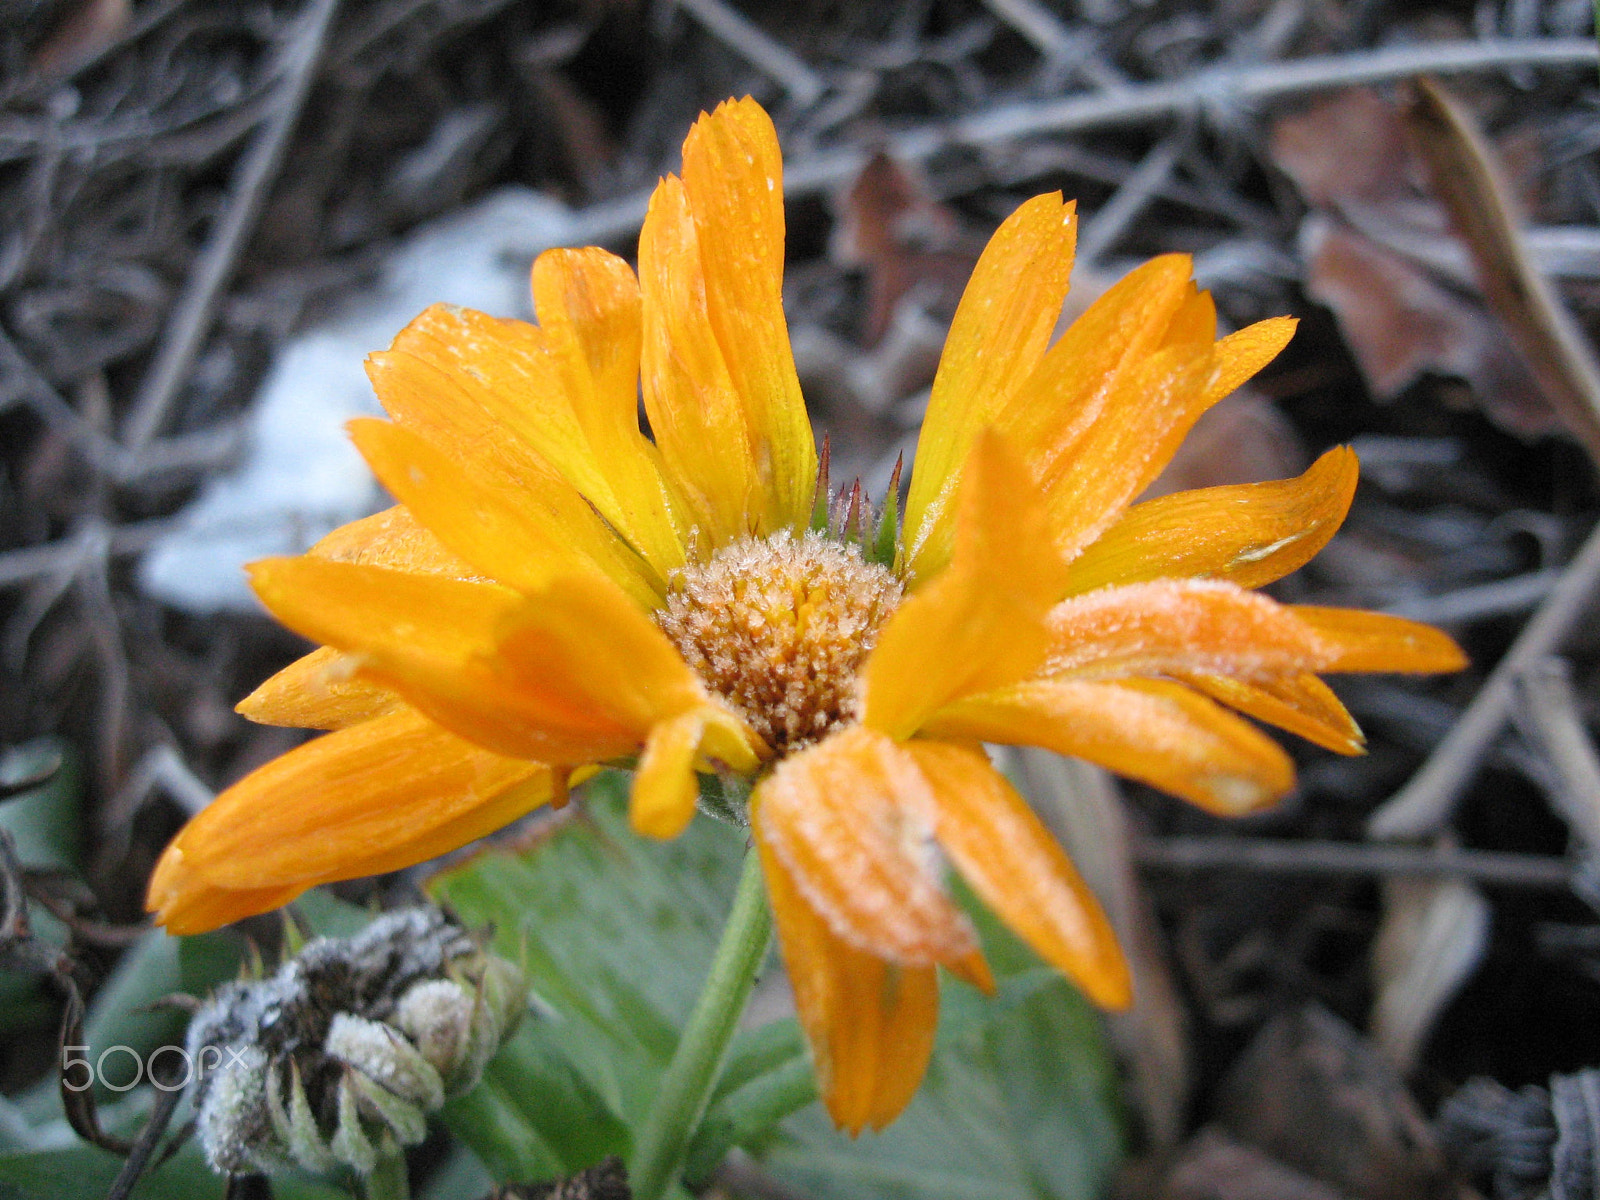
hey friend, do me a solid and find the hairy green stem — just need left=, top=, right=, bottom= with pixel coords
left=364, top=1152, right=409, bottom=1200
left=631, top=846, right=772, bottom=1200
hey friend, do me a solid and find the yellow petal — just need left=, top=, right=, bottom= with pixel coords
left=924, top=677, right=1295, bottom=816
left=365, top=350, right=659, bottom=594
left=864, top=429, right=1068, bottom=740
left=348, top=416, right=662, bottom=607
left=1043, top=579, right=1330, bottom=681
left=153, top=708, right=549, bottom=894
left=1177, top=671, right=1365, bottom=755
left=530, top=248, right=687, bottom=574
left=753, top=726, right=977, bottom=966
left=248, top=557, right=642, bottom=763
left=1200, top=316, right=1298, bottom=409
left=902, top=740, right=1131, bottom=1008
left=236, top=645, right=402, bottom=730
left=1288, top=607, right=1469, bottom=674
left=903, top=194, right=1078, bottom=576
left=1062, top=446, right=1359, bottom=594
left=309, top=504, right=476, bottom=578
left=757, top=834, right=939, bottom=1134
left=630, top=711, right=706, bottom=839
left=679, top=97, right=816, bottom=531
left=386, top=297, right=685, bottom=577
left=629, top=704, right=766, bottom=840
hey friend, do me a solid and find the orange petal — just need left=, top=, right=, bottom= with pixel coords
left=1043, top=579, right=1330, bottom=681
left=152, top=709, right=549, bottom=896
left=1035, top=339, right=1219, bottom=564
left=997, top=254, right=1196, bottom=497
left=902, top=741, right=1130, bottom=1008
left=1177, top=671, right=1365, bottom=755
left=348, top=417, right=661, bottom=606
left=903, top=194, right=1078, bottom=576
left=236, top=645, right=402, bottom=730
left=147, top=850, right=304, bottom=936
left=309, top=504, right=476, bottom=578
left=248, top=557, right=643, bottom=763
left=638, top=173, right=766, bottom=547
left=753, top=726, right=977, bottom=966
left=864, top=430, right=1068, bottom=740
left=364, top=350, right=660, bottom=591
left=1288, top=607, right=1469, bottom=673
left=385, top=297, right=685, bottom=578
left=679, top=98, right=816, bottom=532
left=924, top=677, right=1295, bottom=816
left=757, top=832, right=939, bottom=1135
left=1062, top=446, right=1359, bottom=595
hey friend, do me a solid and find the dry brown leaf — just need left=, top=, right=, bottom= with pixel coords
left=1272, top=88, right=1565, bottom=442
left=28, top=0, right=129, bottom=75
left=1406, top=77, right=1600, bottom=466
left=1271, top=88, right=1425, bottom=208
left=1371, top=875, right=1490, bottom=1074
left=1216, top=1005, right=1453, bottom=1200
left=1160, top=1128, right=1356, bottom=1200
left=832, top=153, right=981, bottom=346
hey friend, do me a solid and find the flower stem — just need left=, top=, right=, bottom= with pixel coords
left=631, top=845, right=772, bottom=1200
left=364, top=1152, right=409, bottom=1200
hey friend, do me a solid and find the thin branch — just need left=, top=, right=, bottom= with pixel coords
left=1076, top=133, right=1183, bottom=267
left=1369, top=517, right=1600, bottom=839
left=0, top=519, right=174, bottom=590
left=1136, top=836, right=1576, bottom=890
left=119, top=0, right=343, bottom=454
left=1383, top=567, right=1561, bottom=624
left=558, top=38, right=1599, bottom=251
left=1513, top=658, right=1600, bottom=853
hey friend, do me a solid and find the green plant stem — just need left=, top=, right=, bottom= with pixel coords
left=631, top=845, right=772, bottom=1200
left=365, top=1152, right=409, bottom=1200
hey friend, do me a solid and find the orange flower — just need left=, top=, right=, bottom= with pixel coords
left=148, top=97, right=1464, bottom=1132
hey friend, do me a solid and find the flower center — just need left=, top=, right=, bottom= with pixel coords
left=655, top=531, right=904, bottom=755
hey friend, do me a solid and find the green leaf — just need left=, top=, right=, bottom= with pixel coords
left=758, top=902, right=1124, bottom=1200
left=425, top=771, right=1124, bottom=1199
left=0, top=1143, right=345, bottom=1200
left=426, top=772, right=753, bottom=1182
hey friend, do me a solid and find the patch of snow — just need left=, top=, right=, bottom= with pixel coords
left=139, top=188, right=575, bottom=613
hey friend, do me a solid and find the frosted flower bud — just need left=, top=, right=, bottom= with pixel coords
left=186, top=907, right=526, bottom=1180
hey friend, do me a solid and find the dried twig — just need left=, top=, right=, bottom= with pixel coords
left=119, top=0, right=343, bottom=455
left=1514, top=658, right=1600, bottom=853
left=557, top=39, right=1600, bottom=252
left=1137, top=836, right=1576, bottom=890
left=1383, top=567, right=1561, bottom=625
left=1369, top=517, right=1600, bottom=840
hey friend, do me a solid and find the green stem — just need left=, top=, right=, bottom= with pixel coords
left=364, top=1152, right=409, bottom=1200
left=631, top=845, right=772, bottom=1200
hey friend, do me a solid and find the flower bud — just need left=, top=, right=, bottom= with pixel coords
left=186, top=907, right=526, bottom=1179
